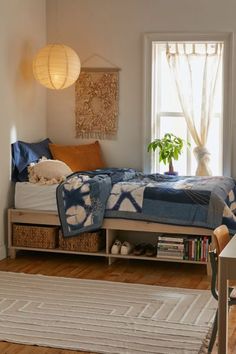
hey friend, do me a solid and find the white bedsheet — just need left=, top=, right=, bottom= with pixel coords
left=15, top=182, right=58, bottom=211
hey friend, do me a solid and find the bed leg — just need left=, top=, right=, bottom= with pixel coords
left=8, top=248, right=16, bottom=259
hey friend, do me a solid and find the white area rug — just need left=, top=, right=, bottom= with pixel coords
left=0, top=271, right=216, bottom=354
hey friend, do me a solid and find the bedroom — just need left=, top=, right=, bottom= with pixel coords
left=1, top=0, right=236, bottom=353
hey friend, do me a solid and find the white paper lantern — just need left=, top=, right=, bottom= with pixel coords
left=33, top=44, right=81, bottom=90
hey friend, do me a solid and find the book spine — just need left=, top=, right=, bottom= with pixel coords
left=184, top=239, right=189, bottom=260
left=205, top=238, right=209, bottom=262
left=158, top=250, right=184, bottom=255
left=191, top=239, right=195, bottom=261
left=200, top=238, right=204, bottom=262
left=197, top=238, right=201, bottom=261
left=188, top=239, right=192, bottom=261
left=202, top=237, right=207, bottom=262
left=158, top=237, right=184, bottom=243
left=158, top=244, right=184, bottom=250
left=157, top=254, right=183, bottom=259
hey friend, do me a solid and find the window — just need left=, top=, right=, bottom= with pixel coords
left=144, top=34, right=231, bottom=175
left=152, top=42, right=223, bottom=175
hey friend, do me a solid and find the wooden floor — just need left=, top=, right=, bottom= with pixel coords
left=0, top=251, right=235, bottom=354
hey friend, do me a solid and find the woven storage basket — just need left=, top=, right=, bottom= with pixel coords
left=59, top=230, right=105, bottom=252
left=12, top=224, right=59, bottom=249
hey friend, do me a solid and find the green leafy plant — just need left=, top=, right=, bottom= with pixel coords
left=147, top=133, right=190, bottom=174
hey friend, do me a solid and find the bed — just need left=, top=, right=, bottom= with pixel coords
left=14, top=168, right=236, bottom=236
left=9, top=168, right=236, bottom=276
left=9, top=139, right=236, bottom=274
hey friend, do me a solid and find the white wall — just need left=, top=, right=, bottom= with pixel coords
left=0, top=0, right=47, bottom=259
left=46, top=0, right=236, bottom=175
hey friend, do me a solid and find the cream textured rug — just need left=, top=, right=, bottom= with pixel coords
left=0, top=271, right=216, bottom=354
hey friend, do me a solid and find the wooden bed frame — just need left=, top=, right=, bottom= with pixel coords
left=8, top=208, right=213, bottom=275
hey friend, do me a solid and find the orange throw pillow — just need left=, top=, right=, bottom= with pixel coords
left=49, top=141, right=106, bottom=172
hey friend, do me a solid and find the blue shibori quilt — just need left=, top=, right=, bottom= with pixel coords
left=56, top=168, right=236, bottom=237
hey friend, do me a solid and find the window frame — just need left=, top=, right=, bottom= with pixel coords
left=142, top=32, right=234, bottom=176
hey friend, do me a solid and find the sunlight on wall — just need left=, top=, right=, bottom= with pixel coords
left=10, top=125, right=17, bottom=144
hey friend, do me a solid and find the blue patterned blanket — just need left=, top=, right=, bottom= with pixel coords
left=56, top=168, right=236, bottom=237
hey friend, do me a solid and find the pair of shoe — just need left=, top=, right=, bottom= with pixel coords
left=111, top=240, right=133, bottom=255
left=133, top=243, right=157, bottom=257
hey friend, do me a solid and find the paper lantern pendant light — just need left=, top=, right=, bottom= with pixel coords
left=33, top=44, right=81, bottom=90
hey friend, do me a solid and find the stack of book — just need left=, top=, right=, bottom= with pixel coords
left=186, top=236, right=210, bottom=262
left=157, top=234, right=185, bottom=259
left=157, top=234, right=210, bottom=261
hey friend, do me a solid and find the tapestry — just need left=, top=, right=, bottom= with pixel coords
left=75, top=68, right=119, bottom=139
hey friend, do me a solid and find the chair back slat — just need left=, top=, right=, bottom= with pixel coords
left=212, top=225, right=230, bottom=255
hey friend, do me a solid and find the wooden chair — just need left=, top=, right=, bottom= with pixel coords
left=208, top=225, right=236, bottom=352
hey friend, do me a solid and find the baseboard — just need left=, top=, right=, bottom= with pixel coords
left=0, top=244, right=7, bottom=260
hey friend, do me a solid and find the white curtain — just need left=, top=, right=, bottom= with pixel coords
left=166, top=43, right=223, bottom=176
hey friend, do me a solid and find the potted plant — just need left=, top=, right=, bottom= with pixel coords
left=147, top=133, right=189, bottom=175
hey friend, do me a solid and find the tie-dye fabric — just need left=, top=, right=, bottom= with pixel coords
left=57, top=169, right=236, bottom=237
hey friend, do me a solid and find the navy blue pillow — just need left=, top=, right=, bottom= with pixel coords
left=11, top=138, right=53, bottom=182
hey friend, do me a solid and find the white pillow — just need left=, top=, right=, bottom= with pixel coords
left=28, top=159, right=72, bottom=184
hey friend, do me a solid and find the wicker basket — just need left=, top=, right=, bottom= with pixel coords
left=59, top=230, right=105, bottom=252
left=12, top=224, right=59, bottom=249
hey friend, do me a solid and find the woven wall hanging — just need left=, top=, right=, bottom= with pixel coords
left=75, top=68, right=119, bottom=139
